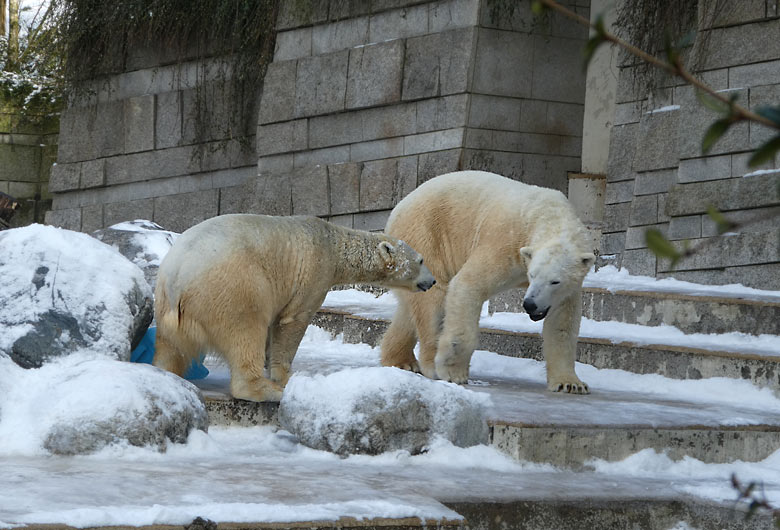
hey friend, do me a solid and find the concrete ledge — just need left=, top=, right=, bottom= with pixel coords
left=489, top=286, right=780, bottom=336
left=311, top=310, right=780, bottom=388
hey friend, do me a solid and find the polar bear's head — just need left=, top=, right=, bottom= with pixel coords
left=377, top=240, right=436, bottom=292
left=519, top=245, right=594, bottom=321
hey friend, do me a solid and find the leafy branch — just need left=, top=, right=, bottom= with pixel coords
left=532, top=0, right=780, bottom=269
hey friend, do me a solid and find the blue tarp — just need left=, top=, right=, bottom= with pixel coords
left=130, top=327, right=209, bottom=380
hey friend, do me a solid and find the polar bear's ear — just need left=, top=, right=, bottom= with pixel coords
left=378, top=241, right=395, bottom=265
left=580, top=253, right=595, bottom=270
left=519, top=247, right=533, bottom=262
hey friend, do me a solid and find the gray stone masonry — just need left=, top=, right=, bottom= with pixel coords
left=601, top=9, right=780, bottom=288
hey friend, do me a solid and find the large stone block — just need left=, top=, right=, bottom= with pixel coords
left=360, top=158, right=397, bottom=211
left=418, top=148, right=462, bottom=183
left=468, top=95, right=522, bottom=131
left=155, top=91, right=182, bottom=150
left=634, top=169, right=675, bottom=196
left=294, top=51, right=349, bottom=118
left=402, top=28, right=475, bottom=101
left=95, top=100, right=126, bottom=158
left=56, top=109, right=96, bottom=163
left=625, top=223, right=668, bottom=250
left=257, top=119, right=308, bottom=157
left=369, top=3, right=429, bottom=42
left=676, top=87, right=749, bottom=159
left=328, top=162, right=361, bottom=215
left=361, top=103, right=417, bottom=141
left=621, top=248, right=656, bottom=276
left=103, top=198, right=154, bottom=227
left=603, top=202, right=630, bottom=233
left=632, top=108, right=680, bottom=172
left=546, top=101, right=584, bottom=137
left=532, top=35, right=587, bottom=104
left=124, top=95, right=155, bottom=153
left=666, top=173, right=780, bottom=215
left=699, top=0, right=767, bottom=29
left=604, top=180, right=633, bottom=205
left=292, top=164, right=330, bottom=216
left=294, top=145, right=351, bottom=168
left=276, top=0, right=329, bottom=31
left=243, top=173, right=292, bottom=216
left=694, top=19, right=780, bottom=70
left=353, top=209, right=391, bottom=232
left=313, top=16, right=369, bottom=55
left=346, top=40, right=404, bottom=110
left=44, top=207, right=82, bottom=231
left=153, top=189, right=219, bottom=233
left=0, top=143, right=41, bottom=183
left=659, top=263, right=780, bottom=291
left=430, top=0, right=480, bottom=32
left=350, top=137, right=404, bottom=162
left=80, top=159, right=106, bottom=189
left=668, top=215, right=702, bottom=240
left=472, top=28, right=533, bottom=98
left=677, top=155, right=731, bottom=183
left=274, top=28, right=312, bottom=61
left=416, top=94, right=469, bottom=133
left=309, top=110, right=364, bottom=149
left=660, top=228, right=780, bottom=272
left=606, top=123, right=638, bottom=182
left=404, top=128, right=465, bottom=156
left=80, top=204, right=104, bottom=233
left=105, top=146, right=196, bottom=186
left=730, top=59, right=780, bottom=90
left=701, top=205, right=780, bottom=237
left=749, top=83, right=780, bottom=149
left=49, top=163, right=81, bottom=193
left=258, top=61, right=297, bottom=124
left=629, top=194, right=659, bottom=226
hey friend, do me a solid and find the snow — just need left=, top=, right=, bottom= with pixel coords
left=0, top=224, right=151, bottom=358
left=106, top=220, right=179, bottom=268
left=646, top=104, right=680, bottom=114
left=3, top=328, right=780, bottom=527
left=741, top=168, right=780, bottom=178
left=584, top=265, right=780, bottom=302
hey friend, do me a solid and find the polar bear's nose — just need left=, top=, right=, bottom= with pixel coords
left=523, top=299, right=537, bottom=313
left=417, top=278, right=436, bottom=292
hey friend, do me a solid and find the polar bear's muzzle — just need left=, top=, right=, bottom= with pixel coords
left=416, top=278, right=436, bottom=292
left=523, top=299, right=549, bottom=321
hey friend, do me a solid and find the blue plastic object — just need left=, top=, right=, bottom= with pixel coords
left=130, top=327, right=209, bottom=380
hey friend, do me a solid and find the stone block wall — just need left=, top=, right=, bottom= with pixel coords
left=243, top=0, right=589, bottom=231
left=0, top=105, right=58, bottom=227
left=602, top=1, right=780, bottom=289
left=45, top=55, right=259, bottom=233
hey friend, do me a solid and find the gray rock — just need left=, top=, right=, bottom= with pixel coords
left=0, top=224, right=153, bottom=368
left=92, top=219, right=178, bottom=292
left=278, top=367, right=489, bottom=456
left=38, top=358, right=208, bottom=455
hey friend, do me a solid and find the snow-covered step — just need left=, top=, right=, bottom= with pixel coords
left=490, top=286, right=780, bottom=336
left=194, top=326, right=780, bottom=470
left=311, top=309, right=780, bottom=389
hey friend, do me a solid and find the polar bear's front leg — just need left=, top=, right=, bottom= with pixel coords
left=542, top=290, right=589, bottom=394
left=435, top=266, right=486, bottom=384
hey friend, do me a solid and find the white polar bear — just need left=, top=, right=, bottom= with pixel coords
left=154, top=214, right=435, bottom=402
left=380, top=171, right=595, bottom=394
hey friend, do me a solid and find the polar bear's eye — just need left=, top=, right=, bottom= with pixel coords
left=550, top=281, right=560, bottom=285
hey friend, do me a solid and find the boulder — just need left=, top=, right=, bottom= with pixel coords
left=278, top=367, right=490, bottom=456
left=92, top=219, right=178, bottom=292
left=0, top=354, right=208, bottom=455
left=0, top=224, right=153, bottom=368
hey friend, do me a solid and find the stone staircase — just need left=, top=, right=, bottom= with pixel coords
left=194, top=281, right=780, bottom=530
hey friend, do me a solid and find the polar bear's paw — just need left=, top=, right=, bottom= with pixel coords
left=394, top=360, right=422, bottom=374
left=435, top=361, right=470, bottom=385
left=548, top=377, right=590, bottom=395
left=230, top=377, right=284, bottom=402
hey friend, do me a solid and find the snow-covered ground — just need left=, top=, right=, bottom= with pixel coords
left=3, top=325, right=780, bottom=528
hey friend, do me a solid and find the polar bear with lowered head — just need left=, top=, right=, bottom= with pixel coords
left=380, top=171, right=595, bottom=394
left=154, top=214, right=435, bottom=402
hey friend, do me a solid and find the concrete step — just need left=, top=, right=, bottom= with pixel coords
left=311, top=309, right=780, bottom=389
left=489, top=286, right=780, bottom=336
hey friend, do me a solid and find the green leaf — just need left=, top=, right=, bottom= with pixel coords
left=645, top=229, right=681, bottom=266
left=702, top=119, right=731, bottom=154
left=706, top=206, right=735, bottom=235
left=531, top=1, right=546, bottom=15
left=748, top=134, right=780, bottom=167
left=696, top=90, right=730, bottom=114
left=756, top=105, right=780, bottom=127
left=676, top=30, right=696, bottom=49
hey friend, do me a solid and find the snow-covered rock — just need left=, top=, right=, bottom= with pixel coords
left=92, top=220, right=178, bottom=292
left=0, top=354, right=208, bottom=455
left=278, top=367, right=490, bottom=456
left=0, top=224, right=153, bottom=368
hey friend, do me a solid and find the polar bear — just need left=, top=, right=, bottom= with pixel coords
left=154, top=214, right=435, bottom=402
left=380, top=171, right=595, bottom=394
